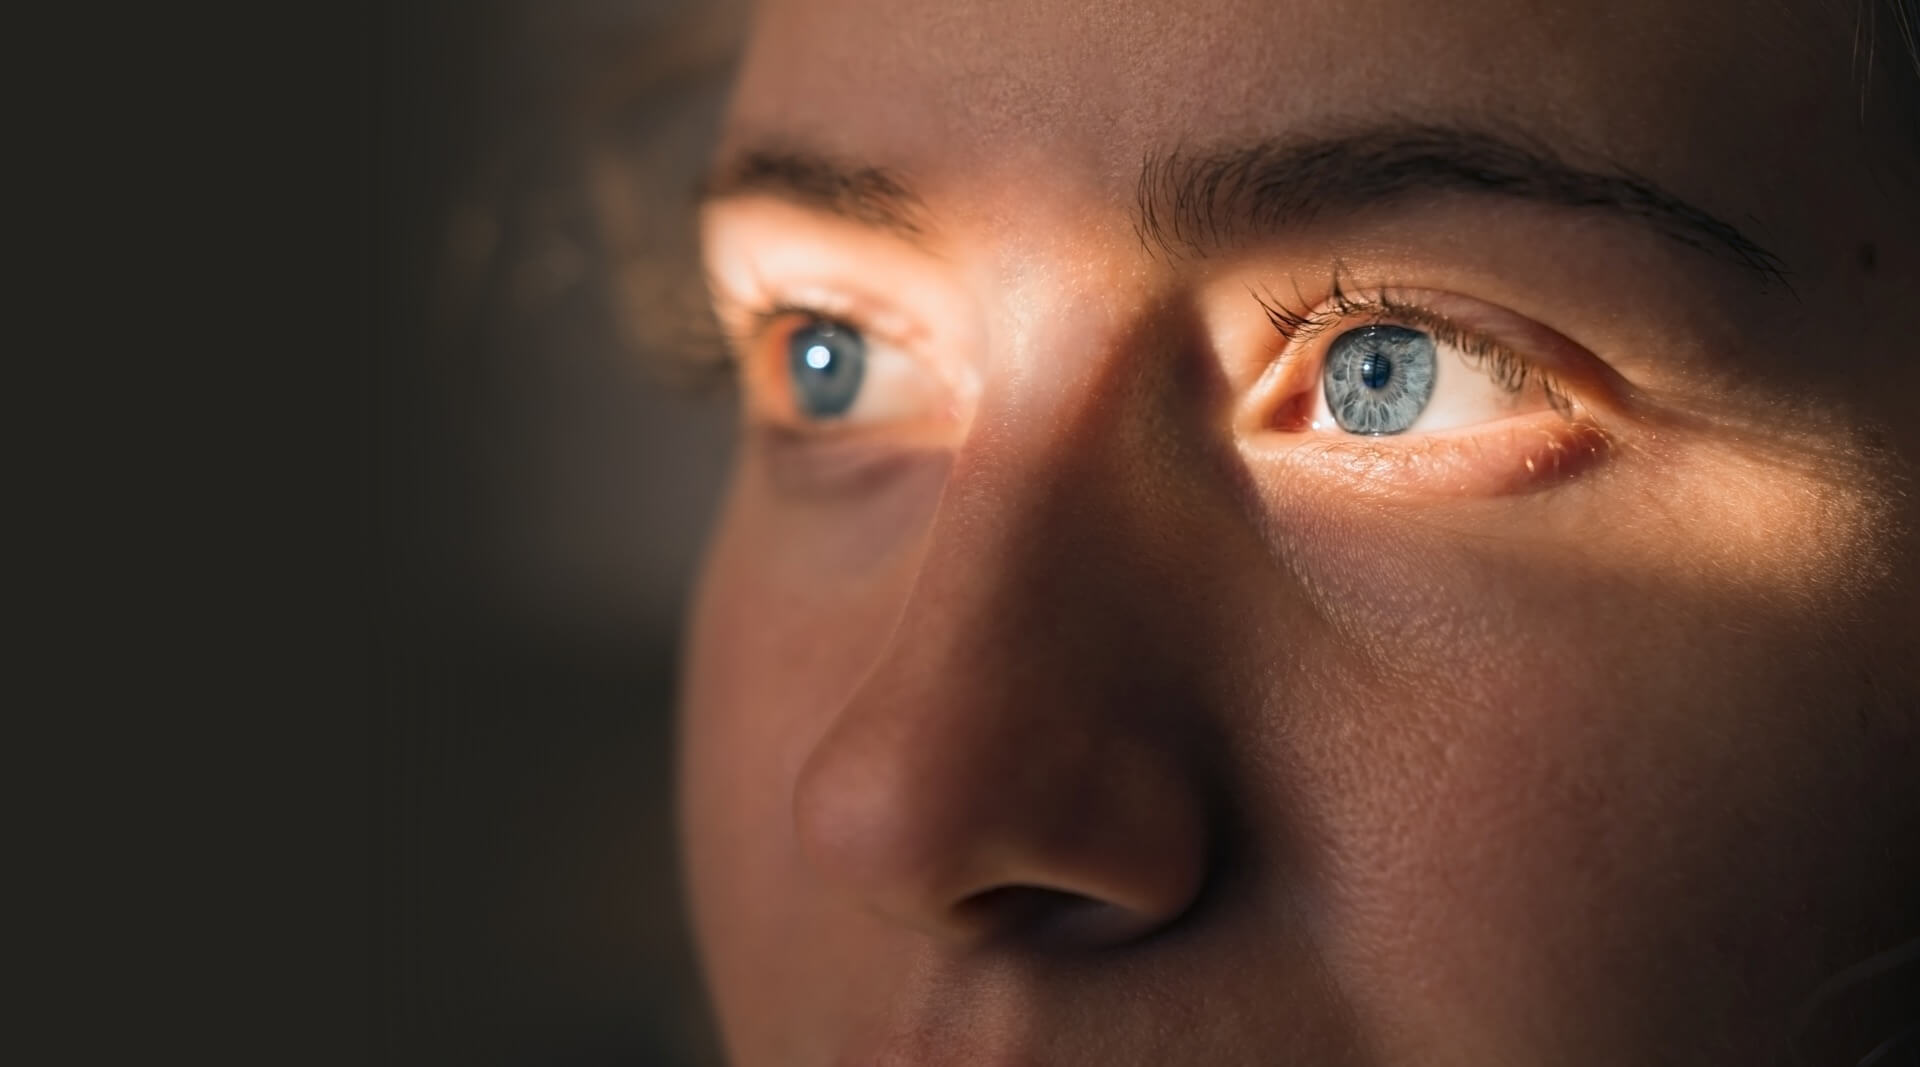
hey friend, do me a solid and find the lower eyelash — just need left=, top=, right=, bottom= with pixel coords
left=1251, top=270, right=1574, bottom=416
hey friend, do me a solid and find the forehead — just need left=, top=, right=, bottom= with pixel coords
left=726, top=0, right=1844, bottom=220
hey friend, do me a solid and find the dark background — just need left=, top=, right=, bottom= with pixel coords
left=376, top=2, right=747, bottom=1063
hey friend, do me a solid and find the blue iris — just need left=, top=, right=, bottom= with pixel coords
left=787, top=320, right=866, bottom=418
left=1323, top=325, right=1437, bottom=435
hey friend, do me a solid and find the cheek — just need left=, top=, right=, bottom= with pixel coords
left=678, top=542, right=845, bottom=1062
left=680, top=449, right=951, bottom=836
left=1260, top=476, right=1907, bottom=1060
left=677, top=459, right=945, bottom=1058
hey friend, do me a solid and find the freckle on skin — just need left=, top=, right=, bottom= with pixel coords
left=1858, top=242, right=1877, bottom=273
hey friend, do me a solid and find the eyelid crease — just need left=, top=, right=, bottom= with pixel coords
left=708, top=258, right=931, bottom=355
left=729, top=302, right=936, bottom=381
left=1250, top=268, right=1577, bottom=418
left=722, top=298, right=887, bottom=349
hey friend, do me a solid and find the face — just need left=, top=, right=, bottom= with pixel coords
left=680, top=0, right=1920, bottom=1063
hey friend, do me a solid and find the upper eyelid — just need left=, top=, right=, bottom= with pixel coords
left=715, top=285, right=928, bottom=355
left=1247, top=282, right=1583, bottom=418
left=1254, top=284, right=1535, bottom=371
left=1255, top=280, right=1470, bottom=343
left=728, top=302, right=976, bottom=420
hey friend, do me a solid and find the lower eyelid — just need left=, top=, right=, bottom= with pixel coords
left=1239, top=413, right=1614, bottom=497
left=749, top=423, right=955, bottom=500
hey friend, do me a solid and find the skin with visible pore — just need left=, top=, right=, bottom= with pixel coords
left=679, top=0, right=1920, bottom=1063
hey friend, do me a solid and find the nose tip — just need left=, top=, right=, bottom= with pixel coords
left=792, top=699, right=1211, bottom=951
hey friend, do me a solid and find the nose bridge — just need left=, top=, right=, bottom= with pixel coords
left=791, top=317, right=1233, bottom=946
left=915, top=414, right=1194, bottom=692
left=904, top=283, right=1234, bottom=690
left=877, top=288, right=1235, bottom=737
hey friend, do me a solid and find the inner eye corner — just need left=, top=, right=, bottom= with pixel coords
left=1266, top=385, right=1316, bottom=433
left=1236, top=369, right=1316, bottom=436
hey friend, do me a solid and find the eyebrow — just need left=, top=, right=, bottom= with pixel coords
left=1134, top=125, right=1788, bottom=287
left=702, top=125, right=1789, bottom=288
left=699, top=147, right=927, bottom=241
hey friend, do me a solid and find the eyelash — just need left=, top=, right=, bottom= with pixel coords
left=699, top=276, right=866, bottom=386
left=740, top=302, right=813, bottom=349
left=1251, top=271, right=1574, bottom=417
left=725, top=294, right=893, bottom=370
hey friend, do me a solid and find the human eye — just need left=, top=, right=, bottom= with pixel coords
left=721, top=299, right=966, bottom=440
left=1237, top=273, right=1616, bottom=494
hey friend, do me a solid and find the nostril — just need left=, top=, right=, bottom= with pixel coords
left=954, top=885, right=1177, bottom=950
left=791, top=638, right=1216, bottom=950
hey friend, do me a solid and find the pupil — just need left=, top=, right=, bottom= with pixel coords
left=1359, top=352, right=1393, bottom=390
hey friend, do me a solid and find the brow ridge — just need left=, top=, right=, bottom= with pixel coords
left=702, top=127, right=1788, bottom=290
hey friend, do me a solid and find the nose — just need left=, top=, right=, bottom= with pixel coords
left=791, top=394, right=1224, bottom=950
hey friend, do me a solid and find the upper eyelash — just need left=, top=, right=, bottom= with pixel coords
left=1251, top=269, right=1574, bottom=415
left=711, top=287, right=812, bottom=349
left=738, top=301, right=814, bottom=346
left=723, top=292, right=891, bottom=358
left=697, top=300, right=835, bottom=394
